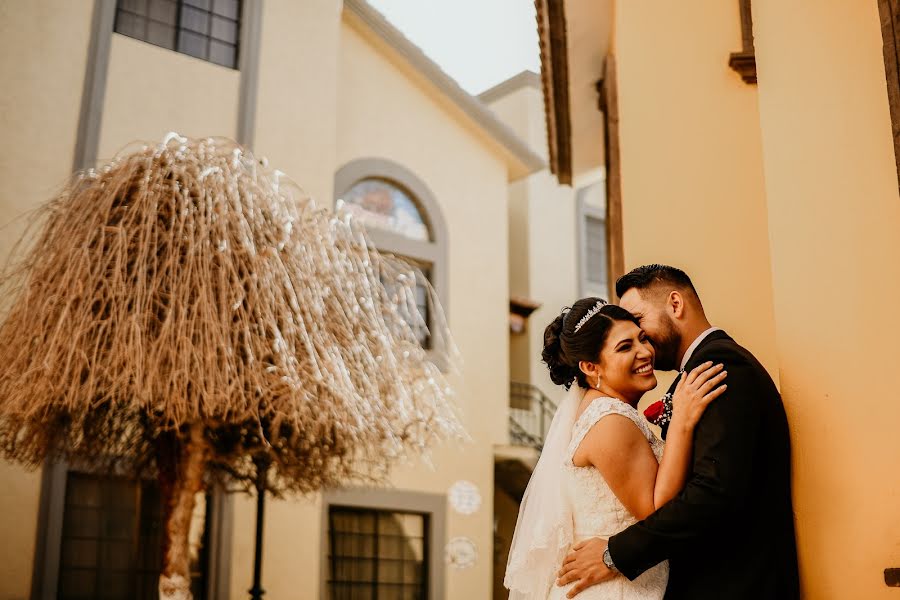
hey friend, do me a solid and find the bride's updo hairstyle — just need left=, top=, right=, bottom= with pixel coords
left=542, top=298, right=639, bottom=390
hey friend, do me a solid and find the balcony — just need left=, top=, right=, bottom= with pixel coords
left=508, top=381, right=557, bottom=450
left=495, top=382, right=558, bottom=503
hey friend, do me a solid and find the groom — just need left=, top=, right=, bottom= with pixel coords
left=556, top=265, right=799, bottom=599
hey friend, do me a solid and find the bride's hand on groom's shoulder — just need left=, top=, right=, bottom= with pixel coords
left=556, top=537, right=617, bottom=598
left=671, top=361, right=728, bottom=431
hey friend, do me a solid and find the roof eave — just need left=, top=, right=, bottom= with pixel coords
left=344, top=0, right=546, bottom=181
left=535, top=0, right=573, bottom=185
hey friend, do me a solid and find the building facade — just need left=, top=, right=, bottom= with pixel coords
left=0, top=1, right=548, bottom=599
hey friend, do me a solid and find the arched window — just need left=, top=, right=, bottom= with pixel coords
left=341, top=178, right=430, bottom=242
left=334, top=159, right=448, bottom=356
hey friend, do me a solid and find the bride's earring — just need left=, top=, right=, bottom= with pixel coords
left=593, top=373, right=601, bottom=390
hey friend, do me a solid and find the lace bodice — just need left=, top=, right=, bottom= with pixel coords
left=548, top=396, right=668, bottom=600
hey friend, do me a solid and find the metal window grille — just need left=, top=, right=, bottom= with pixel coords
left=57, top=472, right=210, bottom=600
left=327, top=506, right=429, bottom=600
left=114, top=0, right=242, bottom=69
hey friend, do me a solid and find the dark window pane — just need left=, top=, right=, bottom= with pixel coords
left=148, top=0, right=177, bottom=24
left=178, top=29, right=208, bottom=59
left=58, top=473, right=212, bottom=600
left=328, top=507, right=428, bottom=598
left=115, top=0, right=241, bottom=69
left=147, top=21, right=176, bottom=49
left=61, top=539, right=99, bottom=568
left=102, top=508, right=136, bottom=540
left=63, top=507, right=100, bottom=538
left=67, top=475, right=102, bottom=507
left=120, top=0, right=148, bottom=15
left=98, top=570, right=132, bottom=600
left=213, top=0, right=240, bottom=20
left=58, top=569, right=97, bottom=600
left=180, top=5, right=210, bottom=34
left=115, top=10, right=147, bottom=40
left=211, top=15, right=237, bottom=42
left=209, top=39, right=237, bottom=68
left=106, top=479, right=136, bottom=510
left=101, top=540, right=135, bottom=569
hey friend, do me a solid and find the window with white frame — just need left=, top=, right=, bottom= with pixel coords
left=334, top=160, right=448, bottom=355
left=578, top=181, right=609, bottom=299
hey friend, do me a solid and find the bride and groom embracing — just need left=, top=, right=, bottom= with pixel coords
left=504, top=265, right=799, bottom=599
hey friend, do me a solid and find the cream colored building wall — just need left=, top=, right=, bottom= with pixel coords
left=227, top=5, right=343, bottom=594
left=753, top=1, right=900, bottom=597
left=508, top=177, right=532, bottom=384
left=253, top=0, right=341, bottom=204
left=234, top=19, right=514, bottom=600
left=97, top=35, right=240, bottom=160
left=486, top=82, right=549, bottom=162
left=485, top=83, right=579, bottom=407
left=524, top=171, right=579, bottom=405
left=613, top=1, right=780, bottom=392
left=339, top=20, right=510, bottom=597
left=0, top=2, right=94, bottom=598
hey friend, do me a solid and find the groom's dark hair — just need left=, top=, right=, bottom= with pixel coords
left=615, top=264, right=701, bottom=306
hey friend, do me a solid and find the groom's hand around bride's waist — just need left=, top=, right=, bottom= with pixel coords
left=557, top=537, right=617, bottom=598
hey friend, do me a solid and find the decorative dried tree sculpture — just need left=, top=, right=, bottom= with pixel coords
left=0, top=135, right=463, bottom=600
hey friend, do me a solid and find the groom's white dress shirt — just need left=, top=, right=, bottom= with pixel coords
left=679, top=327, right=722, bottom=372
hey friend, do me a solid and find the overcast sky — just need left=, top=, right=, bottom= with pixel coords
left=367, top=0, right=541, bottom=96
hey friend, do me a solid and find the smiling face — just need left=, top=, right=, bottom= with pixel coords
left=580, top=319, right=657, bottom=403
left=619, top=287, right=682, bottom=371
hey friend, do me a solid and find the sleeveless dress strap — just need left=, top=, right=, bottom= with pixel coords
left=566, top=397, right=652, bottom=464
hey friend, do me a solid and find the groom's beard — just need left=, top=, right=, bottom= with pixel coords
left=650, top=316, right=681, bottom=371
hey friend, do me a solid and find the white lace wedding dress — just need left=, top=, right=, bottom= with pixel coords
left=548, top=397, right=669, bottom=600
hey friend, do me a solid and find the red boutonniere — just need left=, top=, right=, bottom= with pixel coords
left=643, top=400, right=666, bottom=425
left=643, top=392, right=674, bottom=429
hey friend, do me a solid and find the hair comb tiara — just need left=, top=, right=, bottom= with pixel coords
left=574, top=300, right=607, bottom=333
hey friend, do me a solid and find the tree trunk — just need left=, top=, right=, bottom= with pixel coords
left=157, top=422, right=208, bottom=600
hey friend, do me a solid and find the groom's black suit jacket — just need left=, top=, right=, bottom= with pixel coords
left=608, top=330, right=799, bottom=599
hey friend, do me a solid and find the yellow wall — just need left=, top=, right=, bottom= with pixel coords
left=98, top=34, right=240, bottom=160
left=0, top=2, right=95, bottom=597
left=753, top=1, right=900, bottom=596
left=613, top=1, right=780, bottom=390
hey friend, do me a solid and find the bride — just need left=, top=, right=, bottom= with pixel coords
left=504, top=298, right=727, bottom=599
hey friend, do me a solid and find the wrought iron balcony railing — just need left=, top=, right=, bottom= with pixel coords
left=509, top=382, right=558, bottom=450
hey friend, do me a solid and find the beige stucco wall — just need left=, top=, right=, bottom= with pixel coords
left=232, top=5, right=344, bottom=593
left=97, top=34, right=240, bottom=160
left=340, top=20, right=509, bottom=597
left=613, top=1, right=780, bottom=393
left=253, top=0, right=342, bottom=204
left=486, top=83, right=579, bottom=407
left=753, top=1, right=900, bottom=597
left=225, top=18, right=514, bottom=600
left=523, top=170, right=579, bottom=405
left=0, top=2, right=95, bottom=598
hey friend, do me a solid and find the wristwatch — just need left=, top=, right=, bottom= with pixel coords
left=602, top=547, right=618, bottom=573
